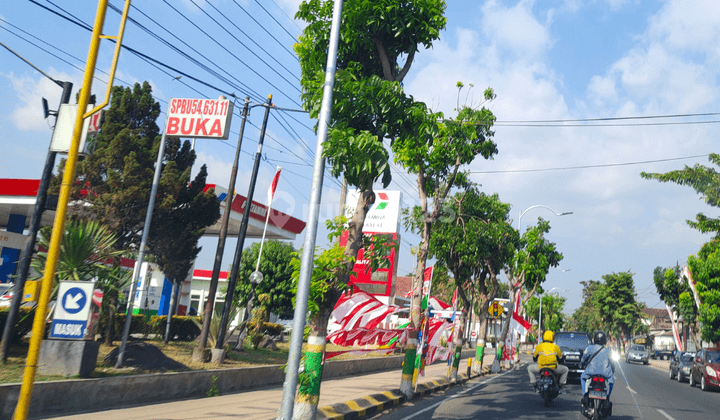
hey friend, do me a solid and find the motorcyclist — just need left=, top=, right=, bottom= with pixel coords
left=529, top=330, right=569, bottom=393
left=580, top=330, right=615, bottom=412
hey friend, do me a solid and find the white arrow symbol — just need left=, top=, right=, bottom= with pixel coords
left=65, top=293, right=82, bottom=310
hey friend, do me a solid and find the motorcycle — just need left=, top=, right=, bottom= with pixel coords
left=582, top=375, right=612, bottom=419
left=537, top=367, right=560, bottom=407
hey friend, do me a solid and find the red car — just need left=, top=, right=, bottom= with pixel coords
left=689, top=347, right=720, bottom=391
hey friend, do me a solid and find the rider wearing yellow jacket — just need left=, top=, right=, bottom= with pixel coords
left=528, top=330, right=569, bottom=392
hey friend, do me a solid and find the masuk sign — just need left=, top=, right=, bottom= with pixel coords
left=166, top=98, right=234, bottom=139
left=50, top=281, right=101, bottom=340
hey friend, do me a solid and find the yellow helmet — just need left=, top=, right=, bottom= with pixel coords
left=543, top=330, right=554, bottom=342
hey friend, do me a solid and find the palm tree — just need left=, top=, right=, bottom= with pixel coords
left=32, top=219, right=130, bottom=344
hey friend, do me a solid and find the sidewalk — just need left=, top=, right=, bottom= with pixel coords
left=53, top=353, right=498, bottom=420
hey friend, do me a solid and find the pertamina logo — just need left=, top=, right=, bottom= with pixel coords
left=373, top=192, right=390, bottom=211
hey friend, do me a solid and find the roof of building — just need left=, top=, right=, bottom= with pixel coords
left=642, top=308, right=669, bottom=318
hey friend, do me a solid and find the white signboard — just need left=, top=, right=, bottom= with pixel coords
left=50, top=281, right=94, bottom=339
left=0, top=231, right=30, bottom=250
left=49, top=104, right=99, bottom=155
left=347, top=190, right=403, bottom=233
left=166, top=98, right=234, bottom=139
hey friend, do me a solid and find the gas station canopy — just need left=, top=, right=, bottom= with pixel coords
left=0, top=179, right=306, bottom=241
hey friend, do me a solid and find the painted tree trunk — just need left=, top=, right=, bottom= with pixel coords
left=497, top=289, right=515, bottom=368
left=473, top=315, right=488, bottom=374
left=294, top=309, right=331, bottom=420
left=449, top=309, right=468, bottom=382
left=400, top=338, right=418, bottom=397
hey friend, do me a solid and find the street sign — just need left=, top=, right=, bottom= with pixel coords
left=166, top=98, right=234, bottom=139
left=488, top=301, right=504, bottom=318
left=50, top=281, right=94, bottom=339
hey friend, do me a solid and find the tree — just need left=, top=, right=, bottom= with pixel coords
left=396, top=82, right=498, bottom=390
left=595, top=271, right=644, bottom=351
left=642, top=154, right=720, bottom=344
left=653, top=265, right=700, bottom=350
left=30, top=219, right=130, bottom=344
left=233, top=240, right=298, bottom=319
left=525, top=294, right=566, bottom=333
left=149, top=164, right=220, bottom=343
left=420, top=186, right=517, bottom=376
left=497, top=218, right=563, bottom=362
left=686, top=240, right=720, bottom=344
left=293, top=1, right=447, bottom=417
left=567, top=280, right=604, bottom=335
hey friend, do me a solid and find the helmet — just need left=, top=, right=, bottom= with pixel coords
left=593, top=330, right=607, bottom=345
left=543, top=330, right=554, bottom=342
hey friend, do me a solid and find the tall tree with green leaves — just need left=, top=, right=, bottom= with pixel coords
left=653, top=265, right=700, bottom=350
left=149, top=164, right=220, bottom=343
left=396, top=82, right=498, bottom=393
left=233, top=240, right=298, bottom=319
left=294, top=1, right=447, bottom=415
left=497, top=218, right=563, bottom=361
left=595, top=271, right=644, bottom=351
left=525, top=293, right=567, bottom=333
left=420, top=187, right=517, bottom=377
left=642, top=154, right=720, bottom=345
left=567, top=280, right=604, bottom=335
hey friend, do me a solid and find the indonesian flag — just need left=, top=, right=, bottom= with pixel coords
left=267, top=166, right=282, bottom=205
left=331, top=291, right=401, bottom=331
left=427, top=297, right=451, bottom=311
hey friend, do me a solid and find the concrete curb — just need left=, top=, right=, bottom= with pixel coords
left=317, top=365, right=493, bottom=420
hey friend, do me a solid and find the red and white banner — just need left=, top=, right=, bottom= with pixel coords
left=166, top=98, right=234, bottom=139
left=267, top=166, right=282, bottom=205
left=332, top=291, right=402, bottom=331
left=427, top=297, right=451, bottom=311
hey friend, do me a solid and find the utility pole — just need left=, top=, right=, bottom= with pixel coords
left=0, top=41, right=73, bottom=363
left=278, top=1, right=344, bottom=418
left=216, top=95, right=273, bottom=350
left=194, top=97, right=251, bottom=358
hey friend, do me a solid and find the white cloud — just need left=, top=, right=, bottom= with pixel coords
left=481, top=0, right=554, bottom=60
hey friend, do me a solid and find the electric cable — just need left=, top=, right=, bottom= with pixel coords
left=229, top=0, right=299, bottom=62
left=256, top=0, right=301, bottom=43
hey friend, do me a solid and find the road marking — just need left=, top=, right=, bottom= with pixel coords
left=626, top=386, right=637, bottom=394
left=657, top=409, right=676, bottom=420
left=398, top=368, right=515, bottom=420
left=616, top=361, right=644, bottom=419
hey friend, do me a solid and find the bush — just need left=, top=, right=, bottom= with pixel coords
left=0, top=307, right=36, bottom=343
left=113, top=313, right=150, bottom=340
left=148, top=315, right=201, bottom=341
left=263, top=322, right=285, bottom=337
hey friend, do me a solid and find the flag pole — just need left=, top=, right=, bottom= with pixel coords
left=256, top=166, right=281, bottom=271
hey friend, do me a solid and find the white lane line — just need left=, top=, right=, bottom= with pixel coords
left=616, top=361, right=644, bottom=420
left=398, top=368, right=515, bottom=420
left=657, top=409, right=676, bottom=420
left=626, top=386, right=637, bottom=394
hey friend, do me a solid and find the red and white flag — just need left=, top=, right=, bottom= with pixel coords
left=267, top=166, right=282, bottom=205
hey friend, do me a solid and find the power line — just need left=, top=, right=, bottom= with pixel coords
left=256, top=0, right=301, bottom=43
left=468, top=154, right=710, bottom=174
left=498, top=112, right=720, bottom=124
left=230, top=0, right=299, bottom=61
left=495, top=120, right=720, bottom=127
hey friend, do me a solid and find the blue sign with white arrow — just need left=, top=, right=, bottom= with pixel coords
left=61, top=287, right=87, bottom=315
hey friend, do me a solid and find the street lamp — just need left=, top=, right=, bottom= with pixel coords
left=539, top=287, right=566, bottom=336
left=518, top=205, right=573, bottom=233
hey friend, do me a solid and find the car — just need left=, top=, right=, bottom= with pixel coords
left=669, top=352, right=694, bottom=382
left=689, top=348, right=720, bottom=391
left=652, top=350, right=675, bottom=360
left=626, top=344, right=650, bottom=364
left=553, top=331, right=593, bottom=379
left=0, top=283, right=14, bottom=308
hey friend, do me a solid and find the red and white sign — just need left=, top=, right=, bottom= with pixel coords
left=87, top=110, right=103, bottom=134
left=166, top=98, right=234, bottom=139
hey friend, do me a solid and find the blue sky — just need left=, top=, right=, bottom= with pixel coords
left=1, top=0, right=718, bottom=315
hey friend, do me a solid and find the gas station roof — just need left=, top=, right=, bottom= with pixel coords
left=0, top=179, right=305, bottom=241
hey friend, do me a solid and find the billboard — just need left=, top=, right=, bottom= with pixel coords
left=346, top=190, right=402, bottom=233
left=166, top=98, right=234, bottom=139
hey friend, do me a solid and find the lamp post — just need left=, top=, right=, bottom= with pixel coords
left=539, top=287, right=566, bottom=336
left=518, top=205, right=573, bottom=234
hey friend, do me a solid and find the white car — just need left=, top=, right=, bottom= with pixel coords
left=0, top=283, right=14, bottom=308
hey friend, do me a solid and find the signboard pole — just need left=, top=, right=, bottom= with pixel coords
left=116, top=113, right=170, bottom=368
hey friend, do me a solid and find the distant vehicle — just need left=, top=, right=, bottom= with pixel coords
left=0, top=283, right=14, bottom=308
left=626, top=344, right=649, bottom=365
left=669, top=352, right=694, bottom=382
left=652, top=350, right=675, bottom=360
left=689, top=348, right=720, bottom=391
left=554, top=331, right=593, bottom=378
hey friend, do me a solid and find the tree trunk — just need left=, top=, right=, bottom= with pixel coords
left=294, top=304, right=333, bottom=420
left=474, top=314, right=489, bottom=374
left=104, top=294, right=117, bottom=346
left=497, top=287, right=516, bottom=368
left=164, top=281, right=178, bottom=344
left=449, top=308, right=467, bottom=382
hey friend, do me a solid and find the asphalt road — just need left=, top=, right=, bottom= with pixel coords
left=372, top=355, right=720, bottom=420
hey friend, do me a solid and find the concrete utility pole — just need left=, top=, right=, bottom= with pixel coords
left=278, top=1, right=344, bottom=419
left=0, top=41, right=72, bottom=363
left=216, top=95, right=273, bottom=350
left=194, top=97, right=251, bottom=357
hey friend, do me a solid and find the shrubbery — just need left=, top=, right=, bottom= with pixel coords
left=148, top=315, right=201, bottom=341
left=0, top=307, right=35, bottom=343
